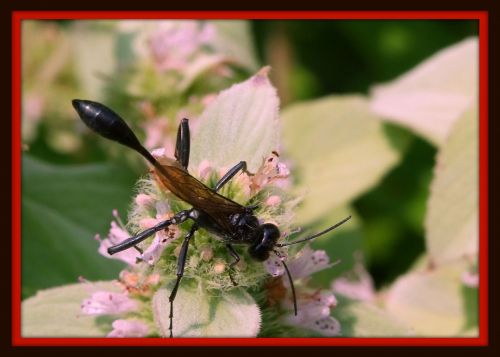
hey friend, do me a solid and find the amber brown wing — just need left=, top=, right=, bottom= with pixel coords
left=154, top=164, right=245, bottom=232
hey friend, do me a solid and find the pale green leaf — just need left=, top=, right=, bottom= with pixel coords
left=385, top=261, right=473, bottom=336
left=282, top=95, right=399, bottom=224
left=22, top=155, right=137, bottom=298
left=22, top=282, right=118, bottom=337
left=153, top=282, right=261, bottom=337
left=190, top=67, right=280, bottom=172
left=425, top=106, right=478, bottom=265
left=370, top=38, right=478, bottom=145
left=177, top=53, right=227, bottom=91
left=71, top=22, right=116, bottom=100
left=211, top=21, right=259, bottom=71
left=336, top=301, right=413, bottom=337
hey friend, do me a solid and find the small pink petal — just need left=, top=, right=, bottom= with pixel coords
left=140, top=232, right=169, bottom=265
left=98, top=221, right=140, bottom=266
left=265, top=195, right=281, bottom=207
left=265, top=255, right=285, bottom=277
left=151, top=147, right=166, bottom=159
left=139, top=217, right=159, bottom=229
left=283, top=290, right=340, bottom=336
left=286, top=246, right=331, bottom=280
left=81, top=291, right=137, bottom=315
left=461, top=270, right=479, bottom=288
left=107, top=319, right=149, bottom=338
left=332, top=262, right=376, bottom=302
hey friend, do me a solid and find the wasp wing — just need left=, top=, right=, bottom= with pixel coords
left=154, top=163, right=245, bottom=233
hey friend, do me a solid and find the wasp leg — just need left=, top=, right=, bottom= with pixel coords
left=174, top=118, right=190, bottom=170
left=226, top=243, right=240, bottom=286
left=107, top=209, right=192, bottom=255
left=214, top=161, right=253, bottom=192
left=169, top=224, right=199, bottom=338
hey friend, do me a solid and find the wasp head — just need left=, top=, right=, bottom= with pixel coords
left=248, top=223, right=280, bottom=261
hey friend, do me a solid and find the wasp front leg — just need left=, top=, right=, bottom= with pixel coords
left=226, top=243, right=240, bottom=286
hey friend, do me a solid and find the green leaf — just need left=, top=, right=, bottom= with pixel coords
left=22, top=282, right=117, bottom=337
left=190, top=67, right=280, bottom=172
left=336, top=300, right=413, bottom=337
left=425, top=106, right=478, bottom=265
left=153, top=282, right=261, bottom=337
left=385, top=261, right=473, bottom=336
left=370, top=38, right=478, bottom=145
left=309, top=206, right=364, bottom=287
left=211, top=21, right=259, bottom=71
left=282, top=95, right=399, bottom=224
left=22, top=155, right=137, bottom=298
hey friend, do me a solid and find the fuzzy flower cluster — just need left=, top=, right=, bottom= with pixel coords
left=81, top=145, right=341, bottom=337
left=77, top=38, right=342, bottom=336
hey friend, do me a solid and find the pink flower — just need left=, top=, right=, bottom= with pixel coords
left=265, top=254, right=285, bottom=277
left=97, top=214, right=140, bottom=266
left=265, top=245, right=332, bottom=282
left=265, top=195, right=281, bottom=207
left=135, top=200, right=180, bottom=265
left=139, top=231, right=170, bottom=265
left=135, top=193, right=155, bottom=208
left=284, top=290, right=340, bottom=336
left=286, top=246, right=331, bottom=280
left=461, top=270, right=479, bottom=288
left=135, top=21, right=217, bottom=72
left=107, top=319, right=149, bottom=338
left=142, top=117, right=172, bottom=151
left=332, top=262, right=376, bottom=302
left=295, top=316, right=341, bottom=337
left=81, top=291, right=138, bottom=316
left=250, top=152, right=290, bottom=194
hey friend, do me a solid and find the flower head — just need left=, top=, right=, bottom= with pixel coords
left=79, top=68, right=342, bottom=337
left=132, top=21, right=217, bottom=72
left=81, top=291, right=137, bottom=316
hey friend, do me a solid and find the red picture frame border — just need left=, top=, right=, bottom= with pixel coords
left=11, top=10, right=489, bottom=347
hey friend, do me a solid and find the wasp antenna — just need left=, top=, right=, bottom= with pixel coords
left=276, top=216, right=351, bottom=247
left=281, top=258, right=298, bottom=316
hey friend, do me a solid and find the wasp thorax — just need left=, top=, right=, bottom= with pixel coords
left=248, top=223, right=281, bottom=261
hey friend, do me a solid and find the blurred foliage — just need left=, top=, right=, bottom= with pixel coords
left=252, top=20, right=477, bottom=97
left=252, top=20, right=476, bottom=288
left=21, top=20, right=478, bottom=337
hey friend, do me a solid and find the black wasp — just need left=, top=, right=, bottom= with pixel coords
left=72, top=99, right=351, bottom=337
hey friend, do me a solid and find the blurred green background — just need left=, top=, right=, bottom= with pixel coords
left=21, top=19, right=478, bottom=299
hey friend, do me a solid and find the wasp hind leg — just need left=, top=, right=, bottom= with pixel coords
left=174, top=118, right=190, bottom=170
left=168, top=223, right=198, bottom=338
